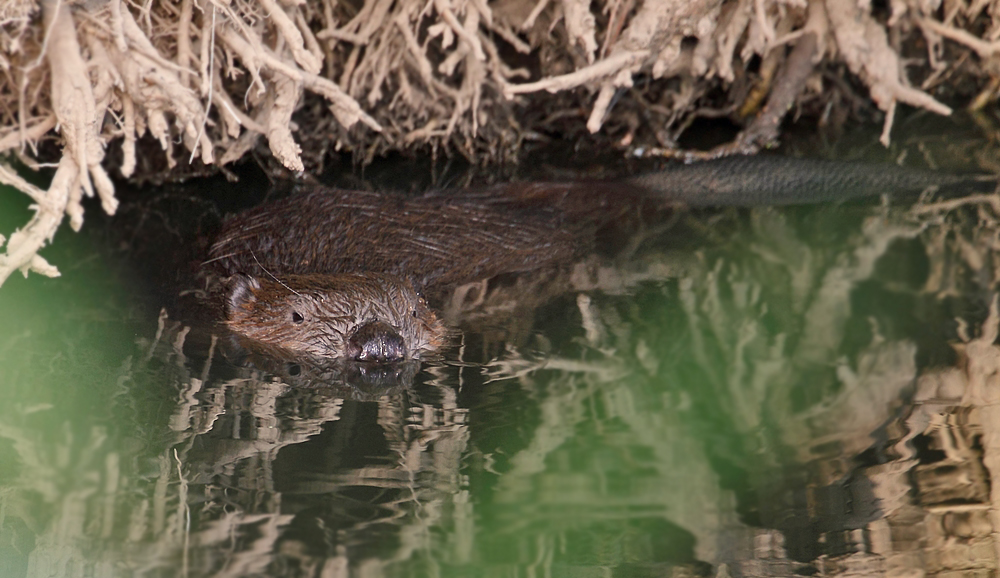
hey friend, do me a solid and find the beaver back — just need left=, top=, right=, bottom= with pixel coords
left=208, top=187, right=594, bottom=292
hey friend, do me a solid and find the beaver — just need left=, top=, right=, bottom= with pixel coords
left=210, top=155, right=993, bottom=361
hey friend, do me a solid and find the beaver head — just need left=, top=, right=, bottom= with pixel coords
left=225, top=273, right=447, bottom=361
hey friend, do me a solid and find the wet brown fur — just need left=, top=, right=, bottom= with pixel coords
left=209, top=182, right=649, bottom=293
left=226, top=272, right=447, bottom=359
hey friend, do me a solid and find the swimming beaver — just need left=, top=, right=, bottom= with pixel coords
left=211, top=156, right=992, bottom=361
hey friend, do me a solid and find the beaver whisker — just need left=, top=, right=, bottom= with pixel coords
left=200, top=252, right=237, bottom=266
left=250, top=249, right=301, bottom=297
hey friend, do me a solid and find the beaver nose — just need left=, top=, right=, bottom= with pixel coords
left=346, top=320, right=407, bottom=362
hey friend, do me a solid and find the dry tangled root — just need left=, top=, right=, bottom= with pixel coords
left=0, top=0, right=996, bottom=284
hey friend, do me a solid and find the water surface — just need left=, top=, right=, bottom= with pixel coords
left=3, top=125, right=1000, bottom=577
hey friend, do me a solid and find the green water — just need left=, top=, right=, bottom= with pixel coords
left=1, top=141, right=999, bottom=577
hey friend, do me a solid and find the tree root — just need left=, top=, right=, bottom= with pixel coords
left=0, top=0, right=998, bottom=284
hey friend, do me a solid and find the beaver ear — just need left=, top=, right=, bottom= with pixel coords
left=226, top=274, right=260, bottom=314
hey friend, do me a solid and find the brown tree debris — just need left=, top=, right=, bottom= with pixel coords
left=737, top=30, right=820, bottom=152
left=824, top=0, right=952, bottom=129
left=0, top=0, right=998, bottom=284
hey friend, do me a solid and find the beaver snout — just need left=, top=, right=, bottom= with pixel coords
left=346, top=320, right=407, bottom=362
left=224, top=272, right=448, bottom=360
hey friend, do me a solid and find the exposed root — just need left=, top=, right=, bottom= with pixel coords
left=918, top=17, right=1000, bottom=59
left=0, top=0, right=998, bottom=284
left=825, top=0, right=952, bottom=132
left=0, top=156, right=75, bottom=282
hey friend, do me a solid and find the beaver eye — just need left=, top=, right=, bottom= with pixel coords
left=411, top=309, right=417, bottom=318
left=292, top=311, right=304, bottom=324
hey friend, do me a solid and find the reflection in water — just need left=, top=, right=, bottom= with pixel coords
left=126, top=313, right=471, bottom=576
left=5, top=193, right=1000, bottom=576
